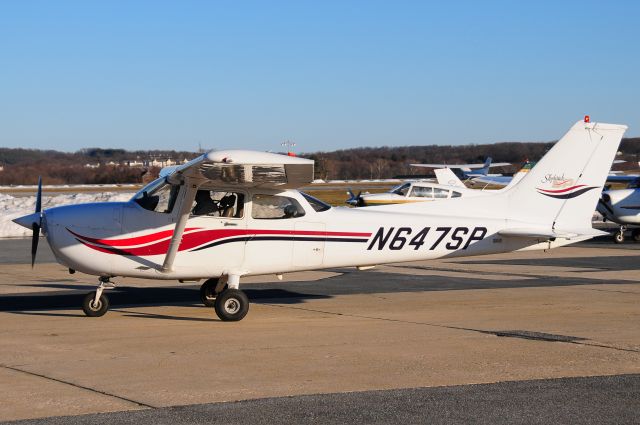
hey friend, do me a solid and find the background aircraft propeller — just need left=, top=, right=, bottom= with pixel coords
left=346, top=189, right=364, bottom=207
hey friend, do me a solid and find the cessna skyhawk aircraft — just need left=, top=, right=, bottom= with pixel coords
left=13, top=119, right=627, bottom=322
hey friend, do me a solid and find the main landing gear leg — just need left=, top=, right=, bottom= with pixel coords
left=214, top=275, right=249, bottom=322
left=200, top=278, right=228, bottom=307
left=82, top=276, right=115, bottom=317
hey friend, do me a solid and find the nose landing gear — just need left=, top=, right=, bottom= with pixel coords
left=613, top=227, right=626, bottom=244
left=82, top=276, right=115, bottom=317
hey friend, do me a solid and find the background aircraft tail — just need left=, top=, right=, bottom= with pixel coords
left=476, top=157, right=492, bottom=176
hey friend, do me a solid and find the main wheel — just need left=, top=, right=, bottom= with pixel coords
left=613, top=231, right=625, bottom=244
left=632, top=229, right=640, bottom=242
left=214, top=289, right=249, bottom=321
left=82, top=291, right=109, bottom=317
left=200, top=278, right=220, bottom=307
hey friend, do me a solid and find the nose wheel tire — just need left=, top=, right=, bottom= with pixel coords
left=82, top=291, right=110, bottom=317
left=613, top=231, right=625, bottom=244
left=214, top=289, right=249, bottom=321
left=200, top=278, right=227, bottom=307
left=632, top=229, right=640, bottom=242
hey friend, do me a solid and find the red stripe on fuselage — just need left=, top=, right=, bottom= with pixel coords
left=67, top=227, right=201, bottom=247
left=537, top=184, right=586, bottom=194
left=71, top=228, right=372, bottom=256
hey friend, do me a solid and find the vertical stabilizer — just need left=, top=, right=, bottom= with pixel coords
left=504, top=121, right=627, bottom=230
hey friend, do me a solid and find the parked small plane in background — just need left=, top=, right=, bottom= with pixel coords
left=13, top=119, right=627, bottom=322
left=346, top=164, right=529, bottom=207
left=410, top=157, right=510, bottom=179
left=597, top=175, right=640, bottom=243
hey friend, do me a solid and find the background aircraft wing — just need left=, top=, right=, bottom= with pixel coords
left=470, top=175, right=513, bottom=186
left=606, top=174, right=640, bottom=183
left=410, top=162, right=510, bottom=169
left=160, top=150, right=315, bottom=189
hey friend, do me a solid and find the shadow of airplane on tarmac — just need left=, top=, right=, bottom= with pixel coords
left=0, top=286, right=331, bottom=314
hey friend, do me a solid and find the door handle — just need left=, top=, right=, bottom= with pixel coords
left=224, top=222, right=238, bottom=226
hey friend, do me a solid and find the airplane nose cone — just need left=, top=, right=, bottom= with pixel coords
left=13, top=212, right=41, bottom=229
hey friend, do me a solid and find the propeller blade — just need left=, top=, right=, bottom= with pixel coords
left=35, top=176, right=42, bottom=213
left=598, top=198, right=614, bottom=215
left=31, top=222, right=40, bottom=268
left=32, top=176, right=43, bottom=268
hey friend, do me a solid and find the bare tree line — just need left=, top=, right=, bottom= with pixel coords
left=1, top=138, right=638, bottom=185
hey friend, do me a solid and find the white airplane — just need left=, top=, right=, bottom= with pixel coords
left=13, top=119, right=626, bottom=322
left=345, top=164, right=529, bottom=207
left=410, top=157, right=511, bottom=179
left=596, top=175, right=640, bottom=243
left=346, top=180, right=471, bottom=207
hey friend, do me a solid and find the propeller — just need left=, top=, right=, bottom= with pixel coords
left=346, top=189, right=364, bottom=207
left=31, top=177, right=43, bottom=268
left=597, top=192, right=614, bottom=222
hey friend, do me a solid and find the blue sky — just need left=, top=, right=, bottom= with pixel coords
left=0, top=1, right=638, bottom=153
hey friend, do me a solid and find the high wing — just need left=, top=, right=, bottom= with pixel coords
left=410, top=162, right=510, bottom=169
left=160, top=149, right=314, bottom=189
left=159, top=150, right=314, bottom=273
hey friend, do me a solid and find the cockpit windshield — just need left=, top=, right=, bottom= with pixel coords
left=132, top=177, right=181, bottom=213
left=391, top=183, right=411, bottom=196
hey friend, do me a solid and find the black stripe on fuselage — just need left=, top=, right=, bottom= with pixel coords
left=190, top=236, right=369, bottom=252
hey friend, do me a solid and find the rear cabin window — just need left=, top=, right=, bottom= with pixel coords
left=252, top=194, right=306, bottom=219
left=191, top=190, right=245, bottom=218
left=433, top=188, right=449, bottom=198
left=451, top=191, right=462, bottom=198
left=410, top=186, right=433, bottom=198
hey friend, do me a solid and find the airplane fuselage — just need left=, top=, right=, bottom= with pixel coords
left=43, top=187, right=569, bottom=281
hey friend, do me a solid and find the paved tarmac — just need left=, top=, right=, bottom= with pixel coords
left=7, top=374, right=640, bottom=425
left=0, top=238, right=639, bottom=423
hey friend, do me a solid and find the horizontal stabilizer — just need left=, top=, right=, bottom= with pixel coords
left=499, top=227, right=607, bottom=240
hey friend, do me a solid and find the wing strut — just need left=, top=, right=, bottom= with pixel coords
left=162, top=180, right=198, bottom=272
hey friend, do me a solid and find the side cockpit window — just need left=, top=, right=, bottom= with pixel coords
left=191, top=190, right=245, bottom=218
left=133, top=178, right=181, bottom=214
left=252, top=194, right=306, bottom=219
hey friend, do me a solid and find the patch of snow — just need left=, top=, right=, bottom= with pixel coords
left=0, top=192, right=134, bottom=238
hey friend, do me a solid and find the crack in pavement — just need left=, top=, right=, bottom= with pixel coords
left=383, top=264, right=624, bottom=281
left=263, top=304, right=640, bottom=354
left=0, top=364, right=156, bottom=409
